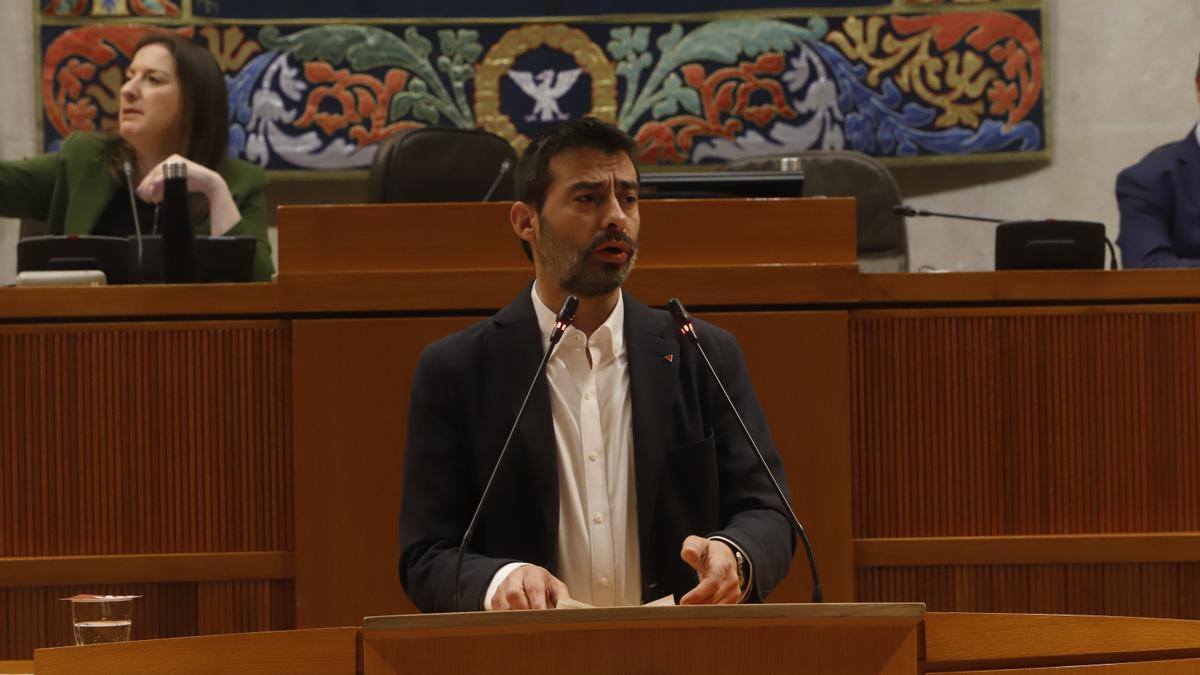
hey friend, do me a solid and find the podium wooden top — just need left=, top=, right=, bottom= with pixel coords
left=363, top=602, right=925, bottom=633
left=276, top=198, right=858, bottom=275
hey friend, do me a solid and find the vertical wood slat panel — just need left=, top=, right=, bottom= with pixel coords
left=0, top=322, right=291, bottom=557
left=851, top=308, right=1200, bottom=619
left=851, top=310, right=1200, bottom=538
left=0, top=322, right=294, bottom=659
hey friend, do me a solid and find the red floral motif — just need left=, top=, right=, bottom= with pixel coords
left=43, top=25, right=194, bottom=138
left=65, top=98, right=98, bottom=132
left=295, top=62, right=419, bottom=147
left=636, top=53, right=795, bottom=164
left=891, top=12, right=1041, bottom=129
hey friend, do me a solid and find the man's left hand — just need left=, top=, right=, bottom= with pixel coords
left=678, top=535, right=741, bottom=605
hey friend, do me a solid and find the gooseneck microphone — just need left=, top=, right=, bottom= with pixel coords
left=895, top=204, right=1120, bottom=271
left=892, top=204, right=1003, bottom=223
left=122, top=161, right=145, bottom=274
left=453, top=294, right=580, bottom=611
left=666, top=298, right=824, bottom=603
left=481, top=159, right=513, bottom=202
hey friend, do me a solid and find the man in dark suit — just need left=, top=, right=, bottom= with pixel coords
left=399, top=118, right=795, bottom=613
left=1115, top=52, right=1200, bottom=268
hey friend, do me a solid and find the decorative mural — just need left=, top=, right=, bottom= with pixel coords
left=38, top=0, right=1047, bottom=170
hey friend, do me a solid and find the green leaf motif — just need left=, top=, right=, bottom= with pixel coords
left=616, top=52, right=653, bottom=81
left=414, top=99, right=439, bottom=125
left=389, top=96, right=413, bottom=122
left=652, top=98, right=678, bottom=119
left=607, top=26, right=650, bottom=61
left=655, top=24, right=683, bottom=53
left=437, top=29, right=459, bottom=56
left=261, top=24, right=479, bottom=128
left=404, top=26, right=433, bottom=60
left=677, top=88, right=701, bottom=116
left=650, top=73, right=701, bottom=119
left=619, top=17, right=828, bottom=128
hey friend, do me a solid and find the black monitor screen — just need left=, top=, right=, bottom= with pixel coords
left=638, top=170, right=804, bottom=200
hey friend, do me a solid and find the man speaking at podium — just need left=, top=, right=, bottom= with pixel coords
left=399, top=118, right=795, bottom=612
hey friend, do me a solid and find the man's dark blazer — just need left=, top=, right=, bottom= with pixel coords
left=398, top=286, right=795, bottom=613
left=1116, top=128, right=1200, bottom=268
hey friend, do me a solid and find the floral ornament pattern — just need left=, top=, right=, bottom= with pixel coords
left=43, top=0, right=181, bottom=16
left=42, top=24, right=194, bottom=144
left=37, top=4, right=1047, bottom=169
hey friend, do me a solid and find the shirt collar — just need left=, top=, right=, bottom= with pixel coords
left=1194, top=123, right=1199, bottom=148
left=531, top=284, right=625, bottom=356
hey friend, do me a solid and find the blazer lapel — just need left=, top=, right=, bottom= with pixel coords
left=490, top=286, right=559, bottom=561
left=623, top=293, right=680, bottom=562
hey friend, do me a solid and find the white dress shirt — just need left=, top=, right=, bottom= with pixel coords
left=484, top=287, right=642, bottom=607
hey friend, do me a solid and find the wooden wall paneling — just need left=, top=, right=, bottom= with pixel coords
left=0, top=321, right=294, bottom=659
left=849, top=307, right=1200, bottom=618
left=702, top=311, right=854, bottom=603
left=857, top=563, right=1200, bottom=619
left=196, top=580, right=294, bottom=636
left=0, top=321, right=292, bottom=558
left=292, top=317, right=478, bottom=627
left=850, top=308, right=1200, bottom=539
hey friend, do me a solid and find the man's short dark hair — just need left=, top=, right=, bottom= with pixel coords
left=514, top=117, right=639, bottom=261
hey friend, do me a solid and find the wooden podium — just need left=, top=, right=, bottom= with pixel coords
left=363, top=603, right=924, bottom=675
left=33, top=606, right=1200, bottom=674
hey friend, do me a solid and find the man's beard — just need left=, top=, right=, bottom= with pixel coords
left=537, top=213, right=638, bottom=297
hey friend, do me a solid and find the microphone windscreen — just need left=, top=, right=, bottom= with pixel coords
left=556, top=295, right=579, bottom=327
left=666, top=298, right=691, bottom=326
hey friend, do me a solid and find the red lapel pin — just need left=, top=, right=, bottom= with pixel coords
left=664, top=354, right=674, bottom=363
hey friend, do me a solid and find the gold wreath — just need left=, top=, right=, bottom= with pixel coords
left=475, top=24, right=617, bottom=154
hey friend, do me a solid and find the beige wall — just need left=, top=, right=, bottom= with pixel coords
left=2, top=0, right=1198, bottom=280
left=0, top=1, right=34, bottom=284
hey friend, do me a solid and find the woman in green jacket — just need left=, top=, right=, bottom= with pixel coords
left=1, top=31, right=273, bottom=281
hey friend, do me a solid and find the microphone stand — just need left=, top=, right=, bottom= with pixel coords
left=894, top=204, right=1119, bottom=271
left=892, top=204, right=1002, bottom=223
left=453, top=295, right=579, bottom=611
left=667, top=298, right=823, bottom=603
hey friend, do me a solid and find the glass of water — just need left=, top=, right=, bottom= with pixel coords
left=63, top=595, right=138, bottom=645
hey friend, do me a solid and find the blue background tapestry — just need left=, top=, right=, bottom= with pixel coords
left=39, top=0, right=1048, bottom=170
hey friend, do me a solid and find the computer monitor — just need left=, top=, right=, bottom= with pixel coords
left=18, top=235, right=259, bottom=284
left=638, top=170, right=805, bottom=200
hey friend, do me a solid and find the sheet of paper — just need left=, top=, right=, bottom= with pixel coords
left=556, top=594, right=674, bottom=609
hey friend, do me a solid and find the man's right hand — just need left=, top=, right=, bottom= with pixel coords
left=490, top=564, right=570, bottom=610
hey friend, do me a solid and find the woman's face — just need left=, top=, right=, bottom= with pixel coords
left=118, top=44, right=183, bottom=152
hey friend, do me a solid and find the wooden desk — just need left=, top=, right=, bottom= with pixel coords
left=5, top=199, right=1200, bottom=657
